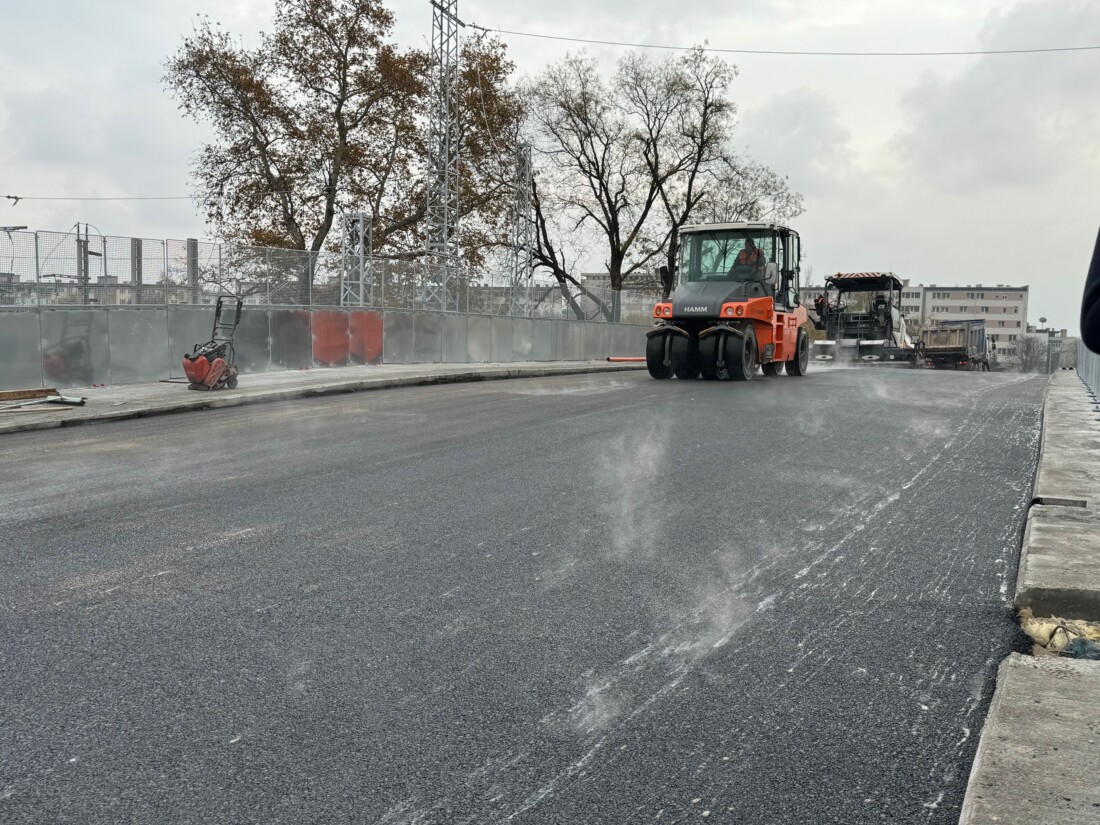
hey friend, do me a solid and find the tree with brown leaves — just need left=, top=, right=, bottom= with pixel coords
left=165, top=0, right=520, bottom=301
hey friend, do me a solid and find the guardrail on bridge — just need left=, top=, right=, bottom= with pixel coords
left=1080, top=340, right=1100, bottom=396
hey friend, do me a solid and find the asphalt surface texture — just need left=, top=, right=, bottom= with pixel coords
left=1, top=366, right=1047, bottom=825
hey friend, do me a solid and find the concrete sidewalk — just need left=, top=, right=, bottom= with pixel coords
left=960, top=370, right=1100, bottom=825
left=0, top=360, right=645, bottom=436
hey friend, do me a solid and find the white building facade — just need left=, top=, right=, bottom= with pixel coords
left=899, top=284, right=1029, bottom=351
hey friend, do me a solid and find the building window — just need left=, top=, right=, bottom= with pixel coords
left=1009, top=335, right=1017, bottom=341
left=981, top=306, right=990, bottom=312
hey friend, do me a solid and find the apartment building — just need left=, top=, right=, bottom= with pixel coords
left=899, top=285, right=1029, bottom=349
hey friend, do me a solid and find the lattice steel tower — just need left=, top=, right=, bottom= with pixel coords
left=509, top=143, right=534, bottom=317
left=425, top=0, right=464, bottom=312
left=339, top=213, right=372, bottom=307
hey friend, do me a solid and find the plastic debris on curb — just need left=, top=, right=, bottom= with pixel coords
left=1061, top=638, right=1100, bottom=660
left=1020, top=607, right=1100, bottom=657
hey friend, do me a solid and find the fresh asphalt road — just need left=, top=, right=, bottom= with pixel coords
left=1, top=367, right=1047, bottom=824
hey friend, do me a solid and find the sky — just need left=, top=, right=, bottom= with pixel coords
left=1, top=0, right=1098, bottom=332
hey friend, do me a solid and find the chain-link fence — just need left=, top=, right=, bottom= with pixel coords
left=1080, top=340, right=1100, bottom=397
left=0, top=228, right=661, bottom=323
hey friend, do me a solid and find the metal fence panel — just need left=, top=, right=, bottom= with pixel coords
left=2, top=229, right=666, bottom=322
left=563, top=322, right=585, bottom=361
left=1081, top=342, right=1099, bottom=396
left=167, top=306, right=214, bottom=379
left=442, top=314, right=468, bottom=363
left=40, top=309, right=110, bottom=387
left=583, top=324, right=608, bottom=361
left=467, top=315, right=492, bottom=362
left=512, top=318, right=534, bottom=361
left=611, top=324, right=644, bottom=359
left=0, top=311, right=43, bottom=390
left=491, top=316, right=514, bottom=363
left=532, top=319, right=554, bottom=361
left=235, top=308, right=273, bottom=373
left=383, top=311, right=415, bottom=364
left=311, top=310, right=351, bottom=367
left=348, top=310, right=382, bottom=365
left=107, top=308, right=170, bottom=384
left=269, top=309, right=313, bottom=368
left=413, top=313, right=443, bottom=363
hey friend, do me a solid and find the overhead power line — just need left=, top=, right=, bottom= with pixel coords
left=467, top=24, right=1100, bottom=57
left=5, top=194, right=192, bottom=204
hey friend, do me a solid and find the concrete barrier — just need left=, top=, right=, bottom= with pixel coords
left=959, top=654, right=1100, bottom=825
left=0, top=306, right=648, bottom=390
left=1016, top=504, right=1100, bottom=619
left=1018, top=371, right=1100, bottom=620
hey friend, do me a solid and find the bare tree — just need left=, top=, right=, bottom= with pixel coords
left=695, top=156, right=804, bottom=225
left=526, top=48, right=804, bottom=315
left=530, top=176, right=614, bottom=320
left=644, top=49, right=737, bottom=282
left=1014, top=335, right=1047, bottom=373
left=1060, top=338, right=1080, bottom=369
left=526, top=54, right=675, bottom=308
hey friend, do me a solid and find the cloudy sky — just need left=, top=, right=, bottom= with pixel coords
left=2, top=0, right=1097, bottom=331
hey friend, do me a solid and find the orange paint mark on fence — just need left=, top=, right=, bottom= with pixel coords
left=348, top=311, right=383, bottom=365
left=311, top=310, right=351, bottom=366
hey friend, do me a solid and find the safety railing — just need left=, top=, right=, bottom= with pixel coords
left=0, top=229, right=661, bottom=325
left=1080, top=340, right=1100, bottom=396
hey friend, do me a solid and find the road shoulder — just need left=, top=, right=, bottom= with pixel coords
left=0, top=361, right=645, bottom=436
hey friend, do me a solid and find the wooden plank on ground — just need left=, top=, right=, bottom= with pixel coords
left=0, top=388, right=59, bottom=402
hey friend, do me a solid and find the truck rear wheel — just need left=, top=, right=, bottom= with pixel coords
left=725, top=326, right=757, bottom=381
left=761, top=362, right=781, bottom=377
left=646, top=334, right=674, bottom=379
left=785, top=329, right=810, bottom=376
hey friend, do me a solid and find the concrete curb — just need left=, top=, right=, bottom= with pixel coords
left=1031, top=372, right=1100, bottom=508
left=1015, top=371, right=1100, bottom=621
left=958, top=654, right=1100, bottom=825
left=0, top=362, right=645, bottom=436
left=1017, top=504, right=1100, bottom=620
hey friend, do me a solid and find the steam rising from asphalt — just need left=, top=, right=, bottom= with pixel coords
left=594, top=421, right=671, bottom=561
left=561, top=419, right=770, bottom=739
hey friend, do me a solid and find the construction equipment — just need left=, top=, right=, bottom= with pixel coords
left=181, top=295, right=242, bottom=391
left=810, top=272, right=916, bottom=364
left=646, top=222, right=810, bottom=381
left=919, top=319, right=993, bottom=370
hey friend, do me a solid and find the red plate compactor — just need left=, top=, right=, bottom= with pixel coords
left=182, top=295, right=243, bottom=391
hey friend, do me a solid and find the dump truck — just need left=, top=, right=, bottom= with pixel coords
left=919, top=319, right=992, bottom=370
left=646, top=222, right=810, bottom=381
left=810, top=272, right=917, bottom=364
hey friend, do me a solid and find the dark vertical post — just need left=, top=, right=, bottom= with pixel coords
left=77, top=224, right=90, bottom=305
left=131, top=237, right=143, bottom=304
left=186, top=237, right=199, bottom=304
